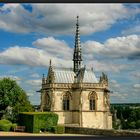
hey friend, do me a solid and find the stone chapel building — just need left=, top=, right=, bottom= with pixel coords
left=40, top=16, right=112, bottom=129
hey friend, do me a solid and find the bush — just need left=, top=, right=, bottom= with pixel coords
left=0, top=119, right=12, bottom=132
left=136, top=120, right=140, bottom=129
left=128, top=121, right=136, bottom=129
left=19, top=112, right=58, bottom=133
left=113, top=122, right=119, bottom=130
left=52, top=125, right=65, bottom=134
left=11, top=123, right=17, bottom=131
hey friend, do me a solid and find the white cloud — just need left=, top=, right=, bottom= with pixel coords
left=110, top=92, right=128, bottom=100
left=0, top=46, right=48, bottom=66
left=82, top=41, right=103, bottom=60
left=110, top=80, right=120, bottom=88
left=0, top=75, right=21, bottom=81
left=133, top=84, right=140, bottom=89
left=26, top=79, right=42, bottom=86
left=82, top=34, right=140, bottom=60
left=33, top=37, right=72, bottom=59
left=0, top=4, right=139, bottom=35
left=1, top=34, right=137, bottom=73
left=86, top=60, right=130, bottom=73
left=103, top=35, right=140, bottom=59
left=0, top=75, right=21, bottom=84
left=131, top=72, right=140, bottom=78
left=26, top=92, right=34, bottom=97
left=31, top=73, right=40, bottom=78
left=122, top=25, right=140, bottom=35
left=0, top=43, right=72, bottom=68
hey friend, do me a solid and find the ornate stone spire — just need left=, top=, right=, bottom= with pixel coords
left=73, top=16, right=82, bottom=74
left=42, top=74, right=45, bottom=85
left=49, top=59, right=52, bottom=66
left=47, top=59, right=54, bottom=83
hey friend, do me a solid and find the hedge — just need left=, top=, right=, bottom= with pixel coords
left=0, top=119, right=13, bottom=132
left=52, top=125, right=65, bottom=134
left=19, top=112, right=58, bottom=133
left=11, top=123, right=17, bottom=131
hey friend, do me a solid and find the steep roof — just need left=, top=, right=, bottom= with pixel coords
left=82, top=69, right=98, bottom=83
left=53, top=68, right=76, bottom=83
left=52, top=67, right=98, bottom=84
left=77, top=68, right=98, bottom=83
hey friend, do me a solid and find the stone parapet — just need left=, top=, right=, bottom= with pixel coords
left=42, top=83, right=108, bottom=90
left=65, top=126, right=140, bottom=136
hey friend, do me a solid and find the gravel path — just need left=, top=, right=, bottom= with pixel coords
left=0, top=132, right=89, bottom=136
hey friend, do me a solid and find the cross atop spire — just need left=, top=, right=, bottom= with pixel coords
left=49, top=59, right=52, bottom=66
left=73, top=16, right=82, bottom=74
left=76, top=15, right=79, bottom=26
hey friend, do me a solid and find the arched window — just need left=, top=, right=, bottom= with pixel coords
left=88, top=91, right=98, bottom=111
left=63, top=92, right=71, bottom=111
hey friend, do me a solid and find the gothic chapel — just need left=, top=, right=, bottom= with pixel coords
left=40, top=16, right=112, bottom=129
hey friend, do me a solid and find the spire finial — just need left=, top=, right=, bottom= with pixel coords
left=76, top=15, right=79, bottom=25
left=42, top=73, right=45, bottom=84
left=73, top=16, right=82, bottom=74
left=49, top=59, right=52, bottom=66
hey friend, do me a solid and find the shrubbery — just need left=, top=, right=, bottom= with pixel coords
left=11, top=123, right=17, bottom=131
left=51, top=125, right=65, bottom=134
left=0, top=119, right=15, bottom=132
left=19, top=112, right=58, bottom=133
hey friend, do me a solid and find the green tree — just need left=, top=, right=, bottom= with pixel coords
left=128, top=110, right=137, bottom=122
left=136, top=108, right=140, bottom=120
left=0, top=77, right=34, bottom=122
left=122, top=106, right=132, bottom=120
left=128, top=121, right=136, bottom=129
left=136, top=120, right=140, bottom=129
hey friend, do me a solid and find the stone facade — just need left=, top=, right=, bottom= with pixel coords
left=39, top=17, right=112, bottom=129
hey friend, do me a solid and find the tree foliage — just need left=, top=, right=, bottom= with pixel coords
left=111, top=105, right=140, bottom=129
left=0, top=77, right=34, bottom=122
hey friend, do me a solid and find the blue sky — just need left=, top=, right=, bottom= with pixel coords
left=0, top=4, right=140, bottom=105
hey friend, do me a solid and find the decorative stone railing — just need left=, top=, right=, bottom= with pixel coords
left=42, top=83, right=107, bottom=89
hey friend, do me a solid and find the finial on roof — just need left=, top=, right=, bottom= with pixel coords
left=49, top=59, right=52, bottom=66
left=73, top=15, right=82, bottom=74
left=42, top=73, right=45, bottom=84
left=76, top=15, right=79, bottom=25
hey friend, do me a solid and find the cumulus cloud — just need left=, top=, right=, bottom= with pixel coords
left=0, top=75, right=21, bottom=84
left=26, top=92, right=34, bottom=97
left=133, top=84, right=140, bottom=89
left=31, top=73, right=40, bottom=78
left=82, top=34, right=140, bottom=60
left=0, top=38, right=72, bottom=68
left=110, top=91, right=129, bottom=102
left=110, top=80, right=120, bottom=88
left=1, top=34, right=138, bottom=73
left=0, top=46, right=48, bottom=66
left=0, top=75, right=21, bottom=81
left=26, top=79, right=42, bottom=86
left=131, top=72, right=140, bottom=78
left=0, top=4, right=139, bottom=35
left=33, top=37, right=72, bottom=59
left=85, top=59, right=131, bottom=73
left=122, top=25, right=140, bottom=35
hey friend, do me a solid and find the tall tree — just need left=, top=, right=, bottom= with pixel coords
left=0, top=77, right=34, bottom=122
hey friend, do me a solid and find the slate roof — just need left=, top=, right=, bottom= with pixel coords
left=53, top=67, right=98, bottom=83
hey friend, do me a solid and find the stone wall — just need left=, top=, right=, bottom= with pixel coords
left=65, top=126, right=140, bottom=136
